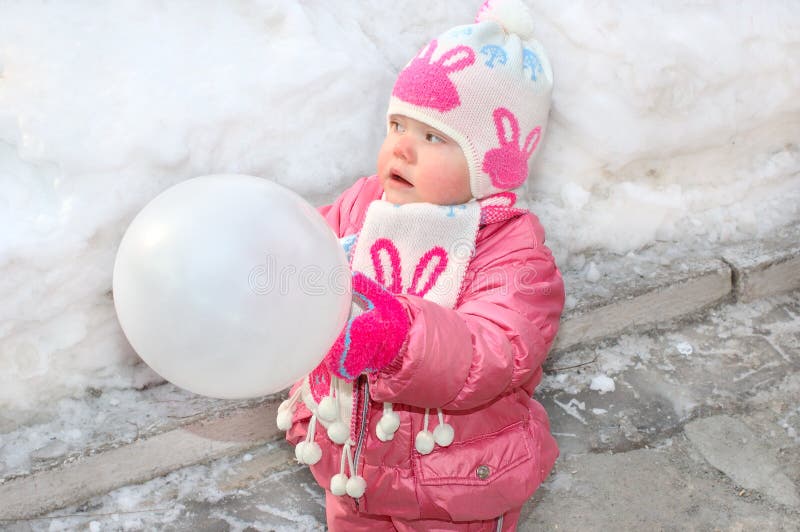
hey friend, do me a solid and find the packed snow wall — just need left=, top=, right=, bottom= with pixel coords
left=1, top=1, right=798, bottom=419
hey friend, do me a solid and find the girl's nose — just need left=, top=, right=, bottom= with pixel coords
left=392, top=135, right=415, bottom=162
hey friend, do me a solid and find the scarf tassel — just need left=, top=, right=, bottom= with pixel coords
left=330, top=440, right=366, bottom=498
left=415, top=407, right=454, bottom=454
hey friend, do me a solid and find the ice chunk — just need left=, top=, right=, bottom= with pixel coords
left=590, top=374, right=616, bottom=394
left=675, top=341, right=694, bottom=356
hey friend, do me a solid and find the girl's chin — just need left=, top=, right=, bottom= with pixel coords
left=382, top=187, right=414, bottom=205
left=382, top=179, right=415, bottom=203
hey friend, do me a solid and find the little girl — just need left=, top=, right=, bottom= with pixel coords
left=277, top=1, right=564, bottom=529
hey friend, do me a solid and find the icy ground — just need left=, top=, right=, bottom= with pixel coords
left=2, top=290, right=796, bottom=531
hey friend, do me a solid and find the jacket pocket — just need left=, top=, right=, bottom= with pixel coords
left=413, top=420, right=539, bottom=521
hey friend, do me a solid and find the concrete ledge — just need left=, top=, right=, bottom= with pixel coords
left=552, top=245, right=733, bottom=353
left=722, top=221, right=800, bottom=303
left=0, top=386, right=270, bottom=483
left=0, top=400, right=282, bottom=521
left=554, top=264, right=731, bottom=352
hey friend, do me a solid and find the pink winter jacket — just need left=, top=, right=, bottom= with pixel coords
left=287, top=175, right=565, bottom=522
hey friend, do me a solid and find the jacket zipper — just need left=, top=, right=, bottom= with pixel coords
left=352, top=375, right=370, bottom=510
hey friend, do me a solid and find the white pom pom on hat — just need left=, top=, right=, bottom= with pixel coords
left=475, top=0, right=535, bottom=40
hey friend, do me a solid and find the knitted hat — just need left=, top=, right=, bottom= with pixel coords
left=387, top=0, right=553, bottom=200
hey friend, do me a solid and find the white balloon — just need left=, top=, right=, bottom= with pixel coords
left=113, top=175, right=351, bottom=399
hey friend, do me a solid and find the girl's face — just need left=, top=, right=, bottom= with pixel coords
left=377, top=114, right=471, bottom=205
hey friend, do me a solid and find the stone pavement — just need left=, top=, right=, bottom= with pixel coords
left=524, top=290, right=800, bottom=531
left=4, top=289, right=798, bottom=531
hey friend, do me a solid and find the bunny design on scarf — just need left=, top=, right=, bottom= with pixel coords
left=370, top=238, right=448, bottom=299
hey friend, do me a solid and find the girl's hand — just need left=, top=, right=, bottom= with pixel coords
left=324, top=272, right=409, bottom=381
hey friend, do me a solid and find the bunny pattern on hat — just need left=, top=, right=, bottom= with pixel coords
left=387, top=0, right=553, bottom=200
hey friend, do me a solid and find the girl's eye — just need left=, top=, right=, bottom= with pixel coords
left=391, top=121, right=406, bottom=133
left=426, top=133, right=445, bottom=143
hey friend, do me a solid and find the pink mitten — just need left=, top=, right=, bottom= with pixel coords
left=324, top=272, right=410, bottom=381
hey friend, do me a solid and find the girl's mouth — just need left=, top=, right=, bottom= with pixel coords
left=389, top=172, right=413, bottom=187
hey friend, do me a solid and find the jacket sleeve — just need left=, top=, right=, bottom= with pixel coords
left=316, top=192, right=347, bottom=237
left=316, top=176, right=376, bottom=236
left=368, top=227, right=565, bottom=411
